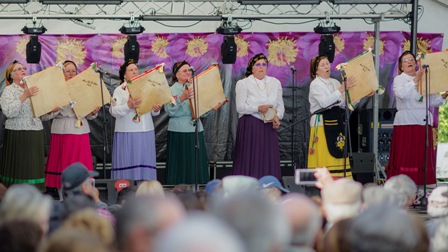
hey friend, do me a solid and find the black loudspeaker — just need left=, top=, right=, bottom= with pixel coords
left=351, top=152, right=375, bottom=184
left=358, top=108, right=396, bottom=166
left=221, top=35, right=237, bottom=64
left=26, top=35, right=41, bottom=64
left=124, top=35, right=140, bottom=63
left=318, top=35, right=335, bottom=63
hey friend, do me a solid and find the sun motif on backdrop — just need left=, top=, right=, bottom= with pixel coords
left=266, top=37, right=298, bottom=67
left=333, top=34, right=345, bottom=55
left=56, top=39, right=87, bottom=65
left=16, top=36, right=29, bottom=59
left=363, top=34, right=385, bottom=55
left=235, top=36, right=249, bottom=57
left=186, top=37, right=208, bottom=57
left=111, top=37, right=128, bottom=59
left=151, top=36, right=169, bottom=58
left=402, top=38, right=432, bottom=54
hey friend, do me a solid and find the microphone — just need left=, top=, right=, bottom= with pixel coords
left=422, top=64, right=429, bottom=69
left=189, top=66, right=196, bottom=72
left=339, top=68, right=347, bottom=80
left=313, top=101, right=340, bottom=115
left=290, top=66, right=296, bottom=72
left=95, top=67, right=109, bottom=75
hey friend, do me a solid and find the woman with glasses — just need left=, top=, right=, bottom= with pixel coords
left=232, top=53, right=285, bottom=179
left=164, top=61, right=222, bottom=185
left=0, top=61, right=45, bottom=190
left=307, top=55, right=357, bottom=178
left=388, top=51, right=448, bottom=187
left=41, top=60, right=99, bottom=200
left=110, top=60, right=162, bottom=183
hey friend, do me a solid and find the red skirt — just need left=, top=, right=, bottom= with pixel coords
left=45, top=133, right=93, bottom=188
left=387, top=125, right=436, bottom=185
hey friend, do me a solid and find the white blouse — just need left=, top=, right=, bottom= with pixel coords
left=0, top=83, right=43, bottom=131
left=109, top=83, right=160, bottom=132
left=41, top=105, right=97, bottom=134
left=393, top=72, right=445, bottom=126
left=308, top=76, right=345, bottom=126
left=235, top=75, right=285, bottom=120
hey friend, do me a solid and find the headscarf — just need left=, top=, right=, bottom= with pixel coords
left=119, top=59, right=136, bottom=83
left=397, top=51, right=416, bottom=74
left=309, top=55, right=328, bottom=80
left=171, top=61, right=190, bottom=84
left=63, top=60, right=78, bottom=72
left=244, top=53, right=268, bottom=78
left=5, top=60, right=21, bottom=86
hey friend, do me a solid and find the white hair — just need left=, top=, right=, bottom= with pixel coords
left=154, top=213, right=245, bottom=252
left=384, top=174, right=417, bottom=208
left=427, top=186, right=448, bottom=218
left=430, top=217, right=448, bottom=252
left=362, top=186, right=400, bottom=209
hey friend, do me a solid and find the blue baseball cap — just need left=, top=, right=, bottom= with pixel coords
left=258, top=175, right=289, bottom=193
left=205, top=179, right=221, bottom=194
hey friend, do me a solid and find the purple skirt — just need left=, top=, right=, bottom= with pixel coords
left=111, top=131, right=157, bottom=181
left=232, top=115, right=281, bottom=179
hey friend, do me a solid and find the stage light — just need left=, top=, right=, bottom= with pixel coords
left=119, top=25, right=145, bottom=35
left=238, top=0, right=321, bottom=4
left=39, top=0, right=122, bottom=4
left=119, top=24, right=144, bottom=63
left=318, top=35, right=335, bottom=63
left=329, top=0, right=411, bottom=3
left=22, top=25, right=46, bottom=64
left=221, top=36, right=237, bottom=64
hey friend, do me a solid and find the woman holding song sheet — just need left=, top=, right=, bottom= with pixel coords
left=164, top=61, right=222, bottom=185
left=41, top=60, right=99, bottom=199
left=110, top=60, right=162, bottom=182
left=0, top=61, right=45, bottom=190
left=232, top=53, right=285, bottom=179
left=307, top=55, right=356, bottom=178
left=388, top=51, right=448, bottom=186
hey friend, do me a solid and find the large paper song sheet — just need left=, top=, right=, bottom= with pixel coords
left=420, top=51, right=448, bottom=95
left=127, top=64, right=172, bottom=116
left=67, top=64, right=112, bottom=120
left=341, top=51, right=379, bottom=103
left=25, top=65, right=71, bottom=118
left=189, top=65, right=227, bottom=119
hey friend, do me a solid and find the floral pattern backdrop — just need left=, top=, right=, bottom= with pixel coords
left=0, top=31, right=443, bottom=175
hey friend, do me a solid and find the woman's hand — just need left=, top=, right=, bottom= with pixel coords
left=212, top=102, right=223, bottom=111
left=180, top=87, right=194, bottom=102
left=413, top=68, right=424, bottom=85
left=442, top=91, right=448, bottom=99
left=127, top=97, right=142, bottom=109
left=272, top=116, right=280, bottom=129
left=90, top=106, right=100, bottom=115
left=50, top=106, right=61, bottom=113
left=258, top=104, right=271, bottom=114
left=338, top=76, right=356, bottom=93
left=153, top=104, right=162, bottom=112
left=20, top=86, right=39, bottom=103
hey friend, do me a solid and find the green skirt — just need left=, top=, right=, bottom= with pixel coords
left=0, top=130, right=45, bottom=190
left=166, top=131, right=209, bottom=185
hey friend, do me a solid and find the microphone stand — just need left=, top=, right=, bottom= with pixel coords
left=341, top=72, right=352, bottom=178
left=190, top=67, right=200, bottom=192
left=421, top=65, right=430, bottom=208
left=97, top=69, right=109, bottom=179
left=290, top=67, right=297, bottom=167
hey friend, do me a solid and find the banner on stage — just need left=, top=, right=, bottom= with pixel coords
left=127, top=64, right=172, bottom=116
left=25, top=65, right=71, bottom=118
left=189, top=64, right=227, bottom=119
left=340, top=51, right=379, bottom=103
left=66, top=64, right=112, bottom=120
left=419, top=51, right=448, bottom=95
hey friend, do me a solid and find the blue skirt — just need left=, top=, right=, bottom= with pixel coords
left=111, top=131, right=157, bottom=181
left=232, top=115, right=281, bottom=179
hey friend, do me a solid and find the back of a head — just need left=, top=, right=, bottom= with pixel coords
left=384, top=174, right=417, bottom=208
left=348, top=204, right=420, bottom=252
left=136, top=180, right=165, bottom=198
left=362, top=185, right=399, bottom=209
left=427, top=186, right=448, bottom=217
left=431, top=217, right=448, bottom=252
left=222, top=175, right=259, bottom=197
left=321, top=179, right=362, bottom=223
left=281, top=193, right=322, bottom=247
left=39, top=227, right=108, bottom=252
left=154, top=213, right=245, bottom=252
left=0, top=219, right=43, bottom=252
left=212, top=192, right=291, bottom=252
